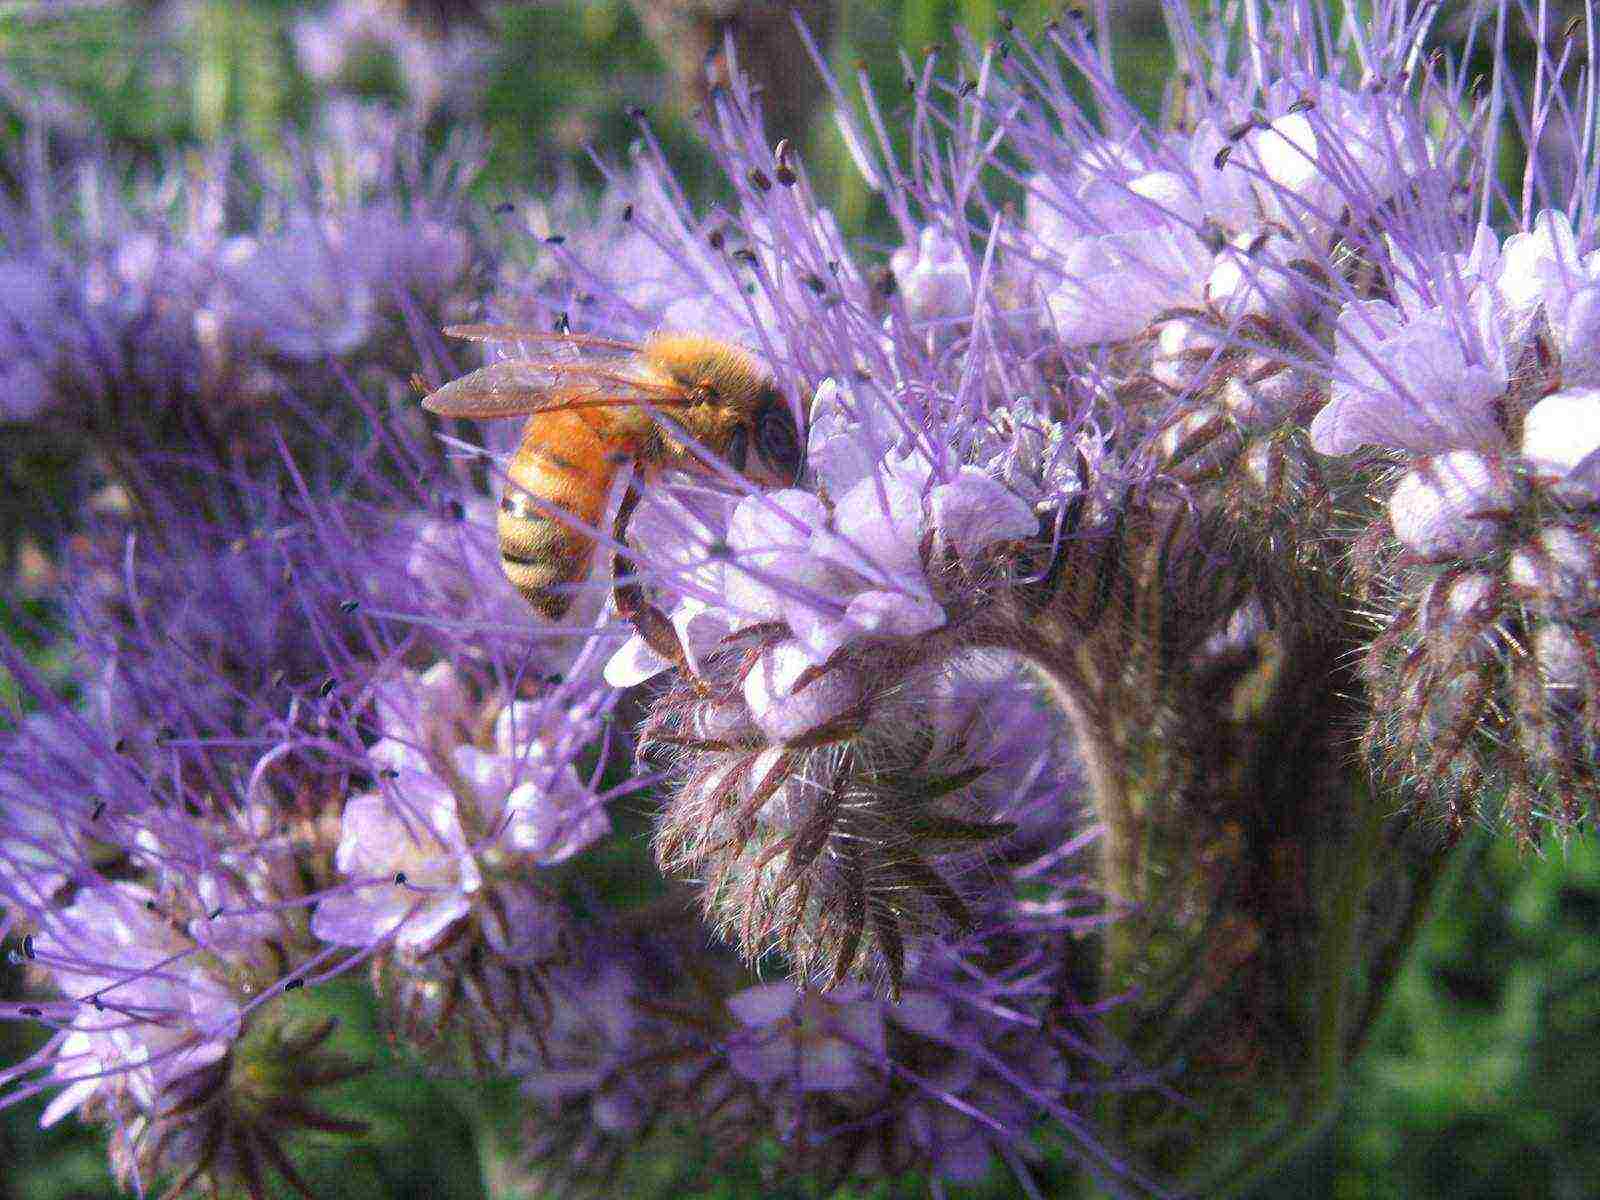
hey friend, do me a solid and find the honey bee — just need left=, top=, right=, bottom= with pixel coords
left=423, top=326, right=804, bottom=621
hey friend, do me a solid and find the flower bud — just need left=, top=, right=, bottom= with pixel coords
left=742, top=641, right=863, bottom=743
left=1533, top=621, right=1592, bottom=693
left=1222, top=359, right=1308, bottom=429
left=1521, top=388, right=1600, bottom=505
left=1151, top=316, right=1226, bottom=394
left=652, top=649, right=1029, bottom=996
left=1508, top=526, right=1600, bottom=615
left=1387, top=451, right=1518, bottom=559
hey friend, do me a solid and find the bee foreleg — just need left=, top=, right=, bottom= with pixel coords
left=611, top=485, right=713, bottom=697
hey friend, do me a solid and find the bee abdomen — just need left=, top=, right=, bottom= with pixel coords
left=498, top=492, right=594, bottom=620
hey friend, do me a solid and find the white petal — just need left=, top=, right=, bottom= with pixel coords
left=603, top=636, right=670, bottom=688
left=1522, top=389, right=1600, bottom=503
left=742, top=641, right=861, bottom=743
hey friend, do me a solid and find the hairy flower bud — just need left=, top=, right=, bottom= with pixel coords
left=650, top=647, right=1026, bottom=997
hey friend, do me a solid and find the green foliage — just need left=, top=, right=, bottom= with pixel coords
left=1332, top=836, right=1600, bottom=1200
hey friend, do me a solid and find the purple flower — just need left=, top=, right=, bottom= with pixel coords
left=1036, top=170, right=1213, bottom=347
left=890, top=226, right=974, bottom=322
left=292, top=0, right=488, bottom=118
left=313, top=668, right=609, bottom=961
left=1311, top=293, right=1509, bottom=455
left=32, top=883, right=242, bottom=1130
left=0, top=255, right=82, bottom=422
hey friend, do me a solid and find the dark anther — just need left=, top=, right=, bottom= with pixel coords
left=1288, top=93, right=1316, bottom=113
left=554, top=311, right=571, bottom=334
left=22, top=934, right=34, bottom=960
left=91, top=996, right=104, bottom=1011
left=544, top=235, right=566, bottom=245
left=997, top=41, right=1010, bottom=59
left=905, top=75, right=917, bottom=92
left=958, top=79, right=978, bottom=98
left=285, top=978, right=305, bottom=991
left=209, top=907, right=224, bottom=919
left=394, top=871, right=408, bottom=885
left=91, top=801, right=106, bottom=820
left=733, top=248, right=759, bottom=265
left=747, top=168, right=772, bottom=192
left=493, top=202, right=515, bottom=214
left=625, top=104, right=646, bottom=120
left=339, top=599, right=360, bottom=614
left=145, top=899, right=157, bottom=911
left=1214, top=145, right=1233, bottom=169
left=113, top=738, right=128, bottom=754
left=20, top=1006, right=40, bottom=1017
left=802, top=272, right=828, bottom=294
left=708, top=229, right=725, bottom=250
left=621, top=202, right=634, bottom=221
left=319, top=677, right=337, bottom=697
left=380, top=767, right=400, bottom=779
left=775, top=139, right=798, bottom=185
left=705, top=539, right=734, bottom=560
left=447, top=498, right=465, bottom=520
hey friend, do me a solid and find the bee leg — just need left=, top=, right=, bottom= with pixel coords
left=611, top=486, right=713, bottom=697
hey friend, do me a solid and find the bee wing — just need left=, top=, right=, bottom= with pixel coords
left=444, top=325, right=641, bottom=356
left=422, top=360, right=691, bottom=420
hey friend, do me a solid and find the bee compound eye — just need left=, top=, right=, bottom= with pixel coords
left=758, top=405, right=803, bottom=480
left=724, top=426, right=749, bottom=472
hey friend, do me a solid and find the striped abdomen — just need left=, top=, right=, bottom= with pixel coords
left=498, top=410, right=624, bottom=620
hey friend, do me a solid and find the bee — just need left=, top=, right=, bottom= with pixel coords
left=422, top=326, right=805, bottom=621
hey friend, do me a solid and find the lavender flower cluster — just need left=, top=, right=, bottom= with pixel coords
left=3, top=1, right=1598, bottom=1197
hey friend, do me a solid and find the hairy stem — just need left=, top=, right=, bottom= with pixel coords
left=986, top=553, right=1457, bottom=1193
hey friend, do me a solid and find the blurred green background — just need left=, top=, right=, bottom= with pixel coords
left=1, top=2, right=1596, bottom=1197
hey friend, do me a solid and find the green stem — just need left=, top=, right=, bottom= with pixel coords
left=1195, top=776, right=1387, bottom=1198
left=441, top=1079, right=535, bottom=1200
